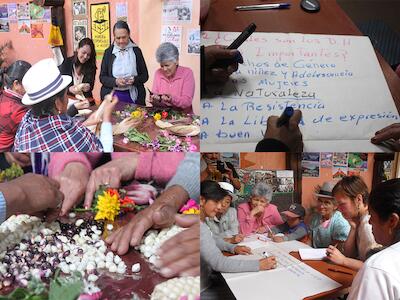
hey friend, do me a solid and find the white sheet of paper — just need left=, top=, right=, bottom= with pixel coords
left=277, top=240, right=312, bottom=253
left=224, top=262, right=342, bottom=300
left=201, top=32, right=399, bottom=152
left=299, top=248, right=328, bottom=260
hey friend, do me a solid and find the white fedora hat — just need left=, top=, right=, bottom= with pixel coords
left=218, top=181, right=237, bottom=201
left=22, top=58, right=72, bottom=105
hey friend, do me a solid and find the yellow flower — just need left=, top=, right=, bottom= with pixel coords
left=131, top=110, right=142, bottom=118
left=153, top=113, right=162, bottom=121
left=182, top=208, right=200, bottom=215
left=95, top=190, right=120, bottom=221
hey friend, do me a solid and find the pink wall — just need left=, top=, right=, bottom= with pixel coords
left=0, top=0, right=199, bottom=113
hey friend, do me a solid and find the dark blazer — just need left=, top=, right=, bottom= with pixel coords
left=59, top=56, right=96, bottom=99
left=100, top=44, right=149, bottom=105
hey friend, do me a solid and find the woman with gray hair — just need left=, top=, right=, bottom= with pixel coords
left=150, top=42, right=195, bottom=113
left=237, top=182, right=284, bottom=235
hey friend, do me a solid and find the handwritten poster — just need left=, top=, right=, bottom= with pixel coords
left=90, top=3, right=110, bottom=59
left=222, top=237, right=341, bottom=300
left=201, top=32, right=400, bottom=152
left=161, top=25, right=182, bottom=51
left=162, top=0, right=192, bottom=23
left=17, top=3, right=30, bottom=20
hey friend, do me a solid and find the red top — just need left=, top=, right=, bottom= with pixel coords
left=0, top=89, right=28, bottom=151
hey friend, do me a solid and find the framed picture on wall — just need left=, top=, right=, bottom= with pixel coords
left=73, top=19, right=88, bottom=50
left=90, top=2, right=111, bottom=59
left=72, top=0, right=87, bottom=18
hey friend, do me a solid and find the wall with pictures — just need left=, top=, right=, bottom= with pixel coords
left=301, top=153, right=375, bottom=210
left=239, top=153, right=287, bottom=170
left=0, top=1, right=200, bottom=113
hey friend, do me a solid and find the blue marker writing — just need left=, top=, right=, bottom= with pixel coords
left=277, top=107, right=294, bottom=127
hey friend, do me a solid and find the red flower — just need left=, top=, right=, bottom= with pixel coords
left=107, top=188, right=119, bottom=198
left=161, top=111, right=168, bottom=119
left=120, top=196, right=135, bottom=212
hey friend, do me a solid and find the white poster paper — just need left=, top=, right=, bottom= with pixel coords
left=187, top=28, right=200, bottom=54
left=162, top=0, right=192, bottom=23
left=201, top=31, right=399, bottom=152
left=161, top=25, right=182, bottom=51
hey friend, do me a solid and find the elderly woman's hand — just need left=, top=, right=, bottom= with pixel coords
left=256, top=226, right=266, bottom=234
left=250, top=205, right=264, bottom=217
left=116, top=77, right=127, bottom=87
left=234, top=245, right=252, bottom=255
left=259, top=256, right=277, bottom=270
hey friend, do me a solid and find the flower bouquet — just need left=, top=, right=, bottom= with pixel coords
left=124, top=128, right=198, bottom=152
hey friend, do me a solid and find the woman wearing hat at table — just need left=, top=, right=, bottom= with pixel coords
left=237, top=182, right=284, bottom=235
left=59, top=38, right=97, bottom=103
left=150, top=42, right=195, bottom=113
left=270, top=203, right=308, bottom=243
left=347, top=179, right=400, bottom=300
left=13, top=58, right=116, bottom=152
left=309, top=181, right=350, bottom=248
left=100, top=21, right=149, bottom=105
left=205, top=182, right=243, bottom=244
left=0, top=60, right=31, bottom=151
left=326, top=176, right=381, bottom=271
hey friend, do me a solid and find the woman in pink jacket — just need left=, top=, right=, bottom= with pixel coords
left=149, top=42, right=195, bottom=113
left=238, top=182, right=284, bottom=235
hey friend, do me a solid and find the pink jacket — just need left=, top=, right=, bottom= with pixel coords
left=237, top=202, right=284, bottom=235
left=152, top=66, right=195, bottom=113
left=48, top=153, right=184, bottom=184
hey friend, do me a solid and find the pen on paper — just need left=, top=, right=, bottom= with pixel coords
left=236, top=3, right=291, bottom=11
left=328, top=268, right=353, bottom=276
left=266, top=224, right=274, bottom=236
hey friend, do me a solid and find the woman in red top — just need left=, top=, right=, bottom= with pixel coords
left=0, top=60, right=31, bottom=151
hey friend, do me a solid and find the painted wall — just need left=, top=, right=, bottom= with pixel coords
left=302, top=153, right=374, bottom=210
left=0, top=0, right=200, bottom=113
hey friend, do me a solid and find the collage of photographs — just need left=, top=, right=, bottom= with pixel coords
left=0, top=0, right=400, bottom=300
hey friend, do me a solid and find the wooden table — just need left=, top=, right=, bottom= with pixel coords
left=222, top=249, right=356, bottom=299
left=202, top=0, right=400, bottom=112
left=79, top=100, right=200, bottom=152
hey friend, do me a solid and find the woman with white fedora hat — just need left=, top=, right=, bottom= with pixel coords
left=13, top=58, right=117, bottom=152
left=205, top=181, right=244, bottom=244
left=309, top=180, right=350, bottom=249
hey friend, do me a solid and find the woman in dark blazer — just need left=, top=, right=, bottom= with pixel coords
left=59, top=38, right=96, bottom=104
left=100, top=21, right=149, bottom=105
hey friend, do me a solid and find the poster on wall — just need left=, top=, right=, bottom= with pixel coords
left=0, top=4, right=8, bottom=19
left=73, top=19, right=88, bottom=50
left=90, top=3, right=110, bottom=59
left=73, top=0, right=87, bottom=18
left=42, top=8, right=51, bottom=23
left=116, top=2, right=128, bottom=22
left=162, top=0, right=192, bottom=23
left=30, top=2, right=45, bottom=20
left=31, top=22, right=44, bottom=38
left=18, top=19, right=30, bottom=35
left=0, top=19, right=10, bottom=33
left=348, top=153, right=368, bottom=170
left=187, top=28, right=200, bottom=55
left=7, top=3, right=18, bottom=23
left=333, top=167, right=348, bottom=179
left=333, top=153, right=348, bottom=167
left=161, top=25, right=182, bottom=51
left=17, top=3, right=30, bottom=20
left=302, top=152, right=320, bottom=177
left=320, top=152, right=333, bottom=168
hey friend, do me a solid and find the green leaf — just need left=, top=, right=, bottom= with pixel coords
left=48, top=275, right=83, bottom=300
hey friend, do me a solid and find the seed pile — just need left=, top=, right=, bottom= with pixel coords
left=0, top=215, right=127, bottom=290
left=150, top=276, right=200, bottom=300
